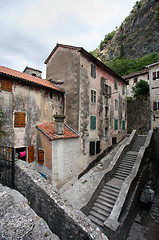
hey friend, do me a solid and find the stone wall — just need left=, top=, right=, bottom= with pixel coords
left=14, top=160, right=108, bottom=240
left=127, top=99, right=150, bottom=134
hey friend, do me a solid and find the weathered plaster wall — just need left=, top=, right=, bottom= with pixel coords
left=0, top=77, right=63, bottom=157
left=52, top=138, right=79, bottom=190
left=127, top=99, right=150, bottom=134
left=46, top=48, right=80, bottom=132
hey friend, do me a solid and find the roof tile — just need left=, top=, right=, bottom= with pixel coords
left=0, top=65, right=64, bottom=92
left=37, top=122, right=79, bottom=140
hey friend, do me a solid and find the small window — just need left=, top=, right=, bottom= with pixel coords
left=50, top=93, right=53, bottom=99
left=91, top=89, right=96, bottom=103
left=153, top=101, right=159, bottom=111
left=14, top=112, right=26, bottom=127
left=122, top=102, right=125, bottom=112
left=114, top=79, right=118, bottom=90
left=38, top=149, right=44, bottom=164
left=115, top=99, right=118, bottom=110
left=90, top=115, right=96, bottom=130
left=90, top=141, right=95, bottom=156
left=1, top=78, right=12, bottom=92
left=114, top=119, right=118, bottom=130
left=105, top=106, right=109, bottom=118
left=91, top=63, right=96, bottom=78
left=134, top=77, right=137, bottom=83
left=157, top=71, right=159, bottom=79
left=153, top=72, right=156, bottom=80
left=122, top=84, right=125, bottom=94
left=96, top=141, right=100, bottom=154
left=105, top=127, right=108, bottom=139
left=122, top=120, right=126, bottom=130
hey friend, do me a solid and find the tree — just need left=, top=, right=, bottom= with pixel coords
left=132, top=80, right=149, bottom=99
left=0, top=109, right=6, bottom=138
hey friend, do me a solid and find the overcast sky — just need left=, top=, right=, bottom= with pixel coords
left=0, top=0, right=136, bottom=78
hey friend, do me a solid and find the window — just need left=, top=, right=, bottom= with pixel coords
left=105, top=127, right=108, bottom=139
left=91, top=63, right=96, bottom=78
left=38, top=149, right=44, bottom=164
left=153, top=101, right=159, bottom=111
left=122, top=120, right=126, bottom=130
left=114, top=78, right=118, bottom=90
left=122, top=84, right=125, bottom=94
left=134, top=77, right=137, bottom=83
left=96, top=141, right=100, bottom=154
left=90, top=141, right=95, bottom=155
left=105, top=106, right=109, bottom=118
left=115, top=99, right=118, bottom=110
left=153, top=71, right=159, bottom=80
left=90, top=115, right=96, bottom=130
left=1, top=78, right=12, bottom=92
left=122, top=101, right=125, bottom=112
left=114, top=119, right=118, bottom=130
left=91, top=89, right=96, bottom=103
left=14, top=112, right=26, bottom=127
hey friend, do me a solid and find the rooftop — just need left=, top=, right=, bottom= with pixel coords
left=0, top=65, right=64, bottom=93
left=37, top=122, right=79, bottom=140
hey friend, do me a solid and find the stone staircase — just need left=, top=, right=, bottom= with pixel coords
left=87, top=135, right=147, bottom=231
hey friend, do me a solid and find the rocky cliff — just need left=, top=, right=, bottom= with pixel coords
left=93, top=0, right=159, bottom=62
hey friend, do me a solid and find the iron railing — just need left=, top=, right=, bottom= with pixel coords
left=0, top=146, right=15, bottom=188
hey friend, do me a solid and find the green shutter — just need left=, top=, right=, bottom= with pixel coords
left=122, top=120, right=125, bottom=130
left=90, top=116, right=96, bottom=130
left=114, top=119, right=118, bottom=130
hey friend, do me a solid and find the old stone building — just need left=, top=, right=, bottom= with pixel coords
left=123, top=68, right=149, bottom=97
left=147, top=61, right=159, bottom=129
left=0, top=65, right=64, bottom=162
left=45, top=44, right=128, bottom=175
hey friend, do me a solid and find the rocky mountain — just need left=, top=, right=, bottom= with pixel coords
left=93, top=0, right=159, bottom=62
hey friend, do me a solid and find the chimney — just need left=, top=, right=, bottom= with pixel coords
left=54, top=114, right=66, bottom=135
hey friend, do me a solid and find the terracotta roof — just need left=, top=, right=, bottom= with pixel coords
left=123, top=68, right=148, bottom=80
left=37, top=122, right=79, bottom=140
left=44, top=43, right=128, bottom=85
left=0, top=65, right=64, bottom=93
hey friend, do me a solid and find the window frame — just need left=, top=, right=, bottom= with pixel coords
left=90, top=89, right=96, bottom=103
left=91, top=63, right=96, bottom=78
left=114, top=78, right=118, bottom=90
left=14, top=112, right=26, bottom=128
left=114, top=99, right=118, bottom=110
left=114, top=118, right=118, bottom=130
left=38, top=148, right=45, bottom=164
left=90, top=115, right=96, bottom=130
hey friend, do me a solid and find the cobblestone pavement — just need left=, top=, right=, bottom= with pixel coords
left=126, top=178, right=159, bottom=240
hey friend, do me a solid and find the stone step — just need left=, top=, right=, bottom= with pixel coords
left=87, top=215, right=103, bottom=229
left=92, top=206, right=110, bottom=218
left=100, top=190, right=117, bottom=201
left=102, top=188, right=119, bottom=198
left=96, top=198, right=114, bottom=209
left=103, top=184, right=120, bottom=192
left=116, top=168, right=132, bottom=174
left=117, top=165, right=133, bottom=171
left=98, top=194, right=116, bottom=205
left=114, top=175, right=126, bottom=181
left=94, top=202, right=112, bottom=213
left=89, top=209, right=106, bottom=222
left=119, top=163, right=134, bottom=169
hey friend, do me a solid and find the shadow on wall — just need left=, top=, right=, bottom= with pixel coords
left=152, top=129, right=159, bottom=175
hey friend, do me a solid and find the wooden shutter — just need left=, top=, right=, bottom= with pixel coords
left=28, top=146, right=34, bottom=163
left=153, top=72, right=156, bottom=80
left=90, top=142, right=95, bottom=155
left=1, top=78, right=12, bottom=92
left=90, top=116, right=96, bottom=130
left=153, top=102, right=157, bottom=111
left=14, top=112, right=26, bottom=127
left=96, top=141, right=100, bottom=154
left=108, top=86, right=111, bottom=97
left=114, top=119, right=118, bottom=130
left=91, top=63, right=96, bottom=78
left=38, top=149, right=44, bottom=164
left=122, top=120, right=125, bottom=130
